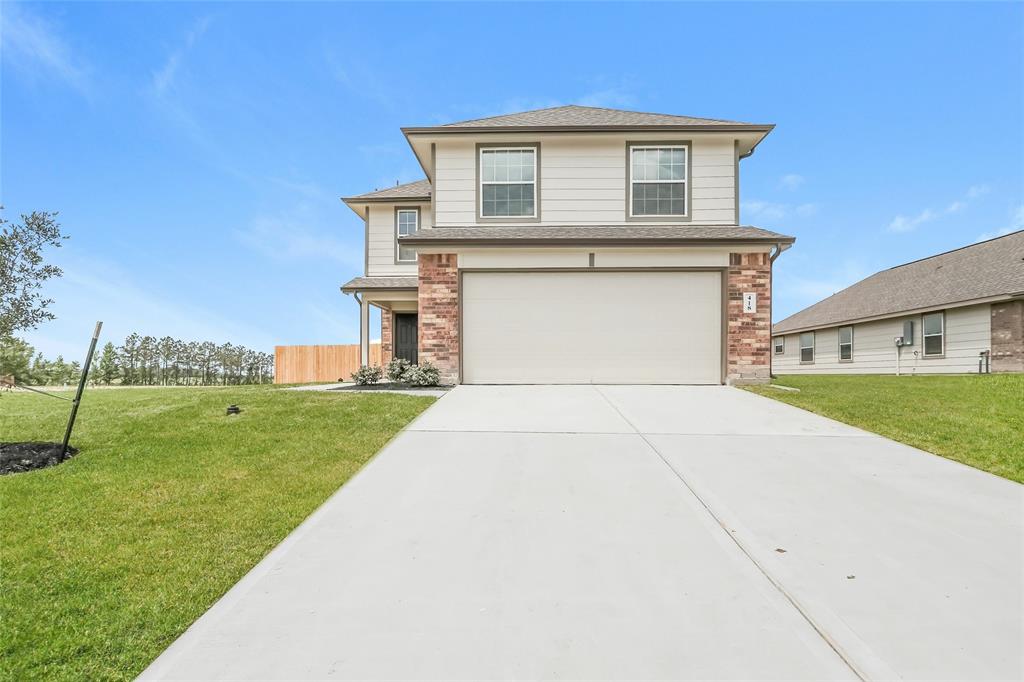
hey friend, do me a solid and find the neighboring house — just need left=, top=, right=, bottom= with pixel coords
left=773, top=231, right=1024, bottom=375
left=341, top=105, right=795, bottom=385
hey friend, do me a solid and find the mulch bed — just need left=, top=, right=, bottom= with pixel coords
left=330, top=383, right=451, bottom=392
left=1, top=442, right=79, bottom=475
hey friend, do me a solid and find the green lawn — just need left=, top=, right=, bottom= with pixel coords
left=744, top=374, right=1024, bottom=483
left=0, top=386, right=434, bottom=681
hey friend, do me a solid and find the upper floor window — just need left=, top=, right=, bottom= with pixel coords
left=774, top=337, right=785, bottom=355
left=923, top=312, right=944, bottom=356
left=395, top=208, right=418, bottom=262
left=480, top=147, right=536, bottom=218
left=629, top=145, right=687, bottom=217
left=800, top=331, right=815, bottom=363
left=839, top=326, right=853, bottom=361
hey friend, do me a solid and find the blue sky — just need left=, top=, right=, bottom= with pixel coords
left=4, top=1, right=1022, bottom=358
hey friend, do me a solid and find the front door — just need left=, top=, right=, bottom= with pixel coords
left=394, top=313, right=418, bottom=364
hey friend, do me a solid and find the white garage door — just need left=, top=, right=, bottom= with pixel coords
left=462, top=270, right=722, bottom=384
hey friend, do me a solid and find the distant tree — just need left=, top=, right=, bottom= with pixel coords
left=96, top=342, right=120, bottom=385
left=0, top=211, right=68, bottom=340
left=0, top=336, right=35, bottom=383
left=49, top=355, right=69, bottom=386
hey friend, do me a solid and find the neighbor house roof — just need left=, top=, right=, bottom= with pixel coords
left=773, top=230, right=1024, bottom=334
left=400, top=225, right=794, bottom=247
left=340, top=276, right=418, bottom=293
left=401, top=105, right=773, bottom=134
left=342, top=179, right=431, bottom=204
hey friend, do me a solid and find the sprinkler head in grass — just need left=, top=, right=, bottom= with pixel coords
left=226, top=405, right=241, bottom=415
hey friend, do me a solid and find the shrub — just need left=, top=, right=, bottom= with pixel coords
left=403, top=362, right=441, bottom=387
left=386, top=357, right=411, bottom=383
left=350, top=364, right=383, bottom=385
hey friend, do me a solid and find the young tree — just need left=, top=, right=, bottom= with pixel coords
left=96, top=341, right=120, bottom=385
left=0, top=336, right=35, bottom=384
left=0, top=211, right=68, bottom=340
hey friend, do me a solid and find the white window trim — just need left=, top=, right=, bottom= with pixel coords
left=395, top=208, right=419, bottom=263
left=479, top=147, right=537, bottom=219
left=774, top=337, right=785, bottom=355
left=628, top=144, right=689, bottom=218
left=838, top=326, right=854, bottom=362
left=922, top=312, right=945, bottom=357
left=800, top=331, right=815, bottom=364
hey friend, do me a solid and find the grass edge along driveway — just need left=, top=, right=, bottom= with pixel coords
left=0, top=385, right=434, bottom=681
left=743, top=374, right=1023, bottom=483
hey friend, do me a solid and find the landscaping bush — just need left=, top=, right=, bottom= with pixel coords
left=403, top=362, right=441, bottom=387
left=386, top=357, right=411, bottom=383
left=350, top=364, right=383, bottom=385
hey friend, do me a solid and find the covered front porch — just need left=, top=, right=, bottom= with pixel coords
left=341, top=276, right=419, bottom=368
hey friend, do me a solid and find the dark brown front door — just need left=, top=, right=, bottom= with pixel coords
left=394, top=313, right=418, bottom=364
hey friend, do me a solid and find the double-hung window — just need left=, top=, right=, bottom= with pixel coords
left=774, top=337, right=785, bottom=355
left=923, top=312, right=944, bottom=356
left=629, top=145, right=688, bottom=217
left=395, top=208, right=418, bottom=262
left=800, top=332, right=815, bottom=363
left=480, top=147, right=536, bottom=218
left=839, top=326, right=854, bottom=361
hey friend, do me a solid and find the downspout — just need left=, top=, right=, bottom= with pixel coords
left=768, top=243, right=786, bottom=379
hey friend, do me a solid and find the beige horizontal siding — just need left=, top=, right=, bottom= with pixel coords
left=433, top=133, right=738, bottom=227
left=366, top=202, right=429, bottom=277
left=774, top=304, right=992, bottom=375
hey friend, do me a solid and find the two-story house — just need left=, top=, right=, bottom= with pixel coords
left=341, top=105, right=794, bottom=385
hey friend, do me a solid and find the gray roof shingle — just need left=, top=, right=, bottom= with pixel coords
left=400, top=225, right=794, bottom=246
left=343, top=179, right=431, bottom=202
left=403, top=105, right=771, bottom=133
left=341, top=276, right=418, bottom=292
left=774, top=231, right=1024, bottom=334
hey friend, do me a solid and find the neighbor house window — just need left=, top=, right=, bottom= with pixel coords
left=395, top=208, right=418, bottom=262
left=629, top=145, right=687, bottom=217
left=774, top=337, right=785, bottom=355
left=839, top=326, right=854, bottom=361
left=480, top=147, right=536, bottom=217
left=923, top=312, right=944, bottom=356
left=800, top=332, right=815, bottom=363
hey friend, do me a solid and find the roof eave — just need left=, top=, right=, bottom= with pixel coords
left=772, top=292, right=1023, bottom=335
left=401, top=124, right=776, bottom=136
left=401, top=236, right=795, bottom=248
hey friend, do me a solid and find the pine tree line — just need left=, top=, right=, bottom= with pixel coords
left=1, top=335, right=274, bottom=386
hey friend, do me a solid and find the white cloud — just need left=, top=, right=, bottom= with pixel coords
left=2, top=3, right=91, bottom=95
left=151, top=15, right=212, bottom=96
left=888, top=208, right=937, bottom=233
left=977, top=205, right=1024, bottom=242
left=20, top=255, right=277, bottom=358
left=234, top=209, right=362, bottom=270
left=741, top=200, right=818, bottom=222
left=888, top=184, right=992, bottom=232
left=967, top=184, right=991, bottom=199
left=779, top=174, right=805, bottom=190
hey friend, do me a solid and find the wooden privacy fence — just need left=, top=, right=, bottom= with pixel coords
left=274, top=344, right=381, bottom=384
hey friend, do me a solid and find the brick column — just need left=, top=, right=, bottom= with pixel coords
left=727, top=252, right=772, bottom=384
left=991, top=300, right=1024, bottom=373
left=418, top=254, right=459, bottom=383
left=381, top=309, right=393, bottom=366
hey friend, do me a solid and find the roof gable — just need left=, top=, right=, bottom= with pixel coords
left=342, top=179, right=431, bottom=203
left=774, top=231, right=1024, bottom=334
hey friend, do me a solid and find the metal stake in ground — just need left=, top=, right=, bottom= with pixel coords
left=61, top=321, right=102, bottom=460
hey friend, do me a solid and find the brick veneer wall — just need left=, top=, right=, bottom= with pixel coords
left=380, top=309, right=393, bottom=366
left=727, top=252, right=772, bottom=384
left=418, top=254, right=459, bottom=383
left=991, top=300, right=1024, bottom=373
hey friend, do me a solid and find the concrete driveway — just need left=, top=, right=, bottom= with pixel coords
left=141, top=385, right=1022, bottom=681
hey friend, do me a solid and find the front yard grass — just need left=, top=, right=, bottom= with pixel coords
left=0, top=385, right=434, bottom=681
left=744, top=374, right=1023, bottom=483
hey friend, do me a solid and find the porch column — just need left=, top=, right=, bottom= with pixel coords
left=359, top=297, right=370, bottom=366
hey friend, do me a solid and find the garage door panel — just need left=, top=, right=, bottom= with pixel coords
left=463, top=271, right=721, bottom=384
